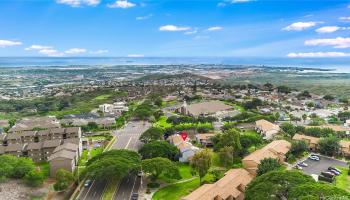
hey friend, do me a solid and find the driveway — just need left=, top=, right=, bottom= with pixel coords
left=300, top=155, right=348, bottom=176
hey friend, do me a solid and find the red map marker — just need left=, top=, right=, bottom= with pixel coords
left=180, top=132, right=188, bottom=141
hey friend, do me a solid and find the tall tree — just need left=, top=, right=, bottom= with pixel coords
left=190, top=149, right=212, bottom=185
left=290, top=140, right=308, bottom=156
left=213, top=129, right=242, bottom=154
left=141, top=157, right=180, bottom=181
left=53, top=169, right=74, bottom=191
left=24, top=170, right=44, bottom=187
left=218, top=146, right=234, bottom=168
left=245, top=170, right=349, bottom=200
left=256, top=158, right=281, bottom=176
left=139, top=141, right=178, bottom=160
left=318, top=137, right=340, bottom=156
left=139, top=127, right=164, bottom=143
left=86, top=149, right=141, bottom=180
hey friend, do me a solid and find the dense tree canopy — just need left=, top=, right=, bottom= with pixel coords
left=190, top=149, right=212, bottom=184
left=245, top=170, right=349, bottom=200
left=53, top=169, right=74, bottom=191
left=139, top=127, right=164, bottom=144
left=86, top=149, right=141, bottom=180
left=338, top=111, right=350, bottom=121
left=0, top=155, right=37, bottom=181
left=280, top=122, right=296, bottom=137
left=218, top=146, right=234, bottom=168
left=318, top=137, right=340, bottom=156
left=288, top=183, right=350, bottom=199
left=256, top=158, right=281, bottom=176
left=277, top=85, right=291, bottom=94
left=290, top=140, right=308, bottom=157
left=212, top=129, right=242, bottom=154
left=243, top=98, right=263, bottom=110
left=139, top=141, right=178, bottom=160
left=141, top=157, right=180, bottom=181
left=24, top=169, right=44, bottom=187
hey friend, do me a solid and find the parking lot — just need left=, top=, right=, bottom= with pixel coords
left=299, top=154, right=348, bottom=176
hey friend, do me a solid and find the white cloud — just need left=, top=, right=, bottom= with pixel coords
left=56, top=0, right=100, bottom=7
left=90, top=49, right=109, bottom=54
left=65, top=48, right=87, bottom=54
left=108, top=0, right=136, bottom=9
left=159, top=25, right=191, bottom=31
left=25, top=45, right=52, bottom=51
left=39, top=49, right=64, bottom=57
left=231, top=0, right=254, bottom=3
left=283, top=21, right=320, bottom=31
left=136, top=14, right=152, bottom=20
left=339, top=16, right=350, bottom=22
left=305, top=37, right=350, bottom=48
left=127, top=54, right=144, bottom=57
left=315, top=26, right=341, bottom=33
left=184, top=29, right=198, bottom=35
left=217, top=2, right=226, bottom=7
left=287, top=52, right=350, bottom=58
left=315, top=26, right=350, bottom=33
left=0, top=40, right=22, bottom=48
left=84, top=0, right=100, bottom=6
left=207, top=26, right=223, bottom=31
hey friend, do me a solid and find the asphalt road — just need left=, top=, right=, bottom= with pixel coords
left=77, top=121, right=150, bottom=200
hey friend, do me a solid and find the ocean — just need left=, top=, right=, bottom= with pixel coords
left=1, top=57, right=350, bottom=72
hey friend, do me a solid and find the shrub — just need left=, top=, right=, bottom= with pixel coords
left=147, top=182, right=160, bottom=188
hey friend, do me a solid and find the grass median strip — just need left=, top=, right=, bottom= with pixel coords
left=102, top=178, right=121, bottom=200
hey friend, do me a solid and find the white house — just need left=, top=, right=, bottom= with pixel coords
left=168, top=134, right=199, bottom=162
left=99, top=102, right=129, bottom=116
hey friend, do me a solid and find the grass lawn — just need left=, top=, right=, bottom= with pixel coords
left=94, top=94, right=112, bottom=100
left=91, top=147, right=104, bottom=157
left=152, top=178, right=200, bottom=200
left=233, top=104, right=245, bottom=112
left=159, top=163, right=193, bottom=183
left=36, top=162, right=50, bottom=178
left=153, top=173, right=215, bottom=200
left=78, top=150, right=89, bottom=166
left=335, top=166, right=350, bottom=192
left=154, top=116, right=172, bottom=129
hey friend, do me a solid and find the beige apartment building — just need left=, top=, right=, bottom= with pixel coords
left=183, top=140, right=291, bottom=200
left=182, top=169, right=254, bottom=200
left=242, top=140, right=291, bottom=176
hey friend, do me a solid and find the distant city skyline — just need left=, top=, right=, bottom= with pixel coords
left=1, top=0, right=350, bottom=58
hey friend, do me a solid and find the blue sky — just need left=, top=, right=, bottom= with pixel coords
left=0, top=0, right=350, bottom=57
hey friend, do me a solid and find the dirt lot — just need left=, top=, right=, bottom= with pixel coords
left=0, top=179, right=48, bottom=200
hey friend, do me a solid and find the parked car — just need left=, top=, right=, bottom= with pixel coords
left=329, top=169, right=340, bottom=175
left=309, top=155, right=320, bottom=161
left=328, top=167, right=341, bottom=174
left=321, top=171, right=335, bottom=179
left=298, top=162, right=308, bottom=167
left=84, top=179, right=92, bottom=187
left=294, top=165, right=302, bottom=170
left=318, top=175, right=334, bottom=183
left=131, top=193, right=138, bottom=200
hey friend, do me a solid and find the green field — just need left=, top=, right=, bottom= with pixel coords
left=335, top=167, right=350, bottom=192
left=152, top=178, right=200, bottom=200
left=154, top=116, right=172, bottom=129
